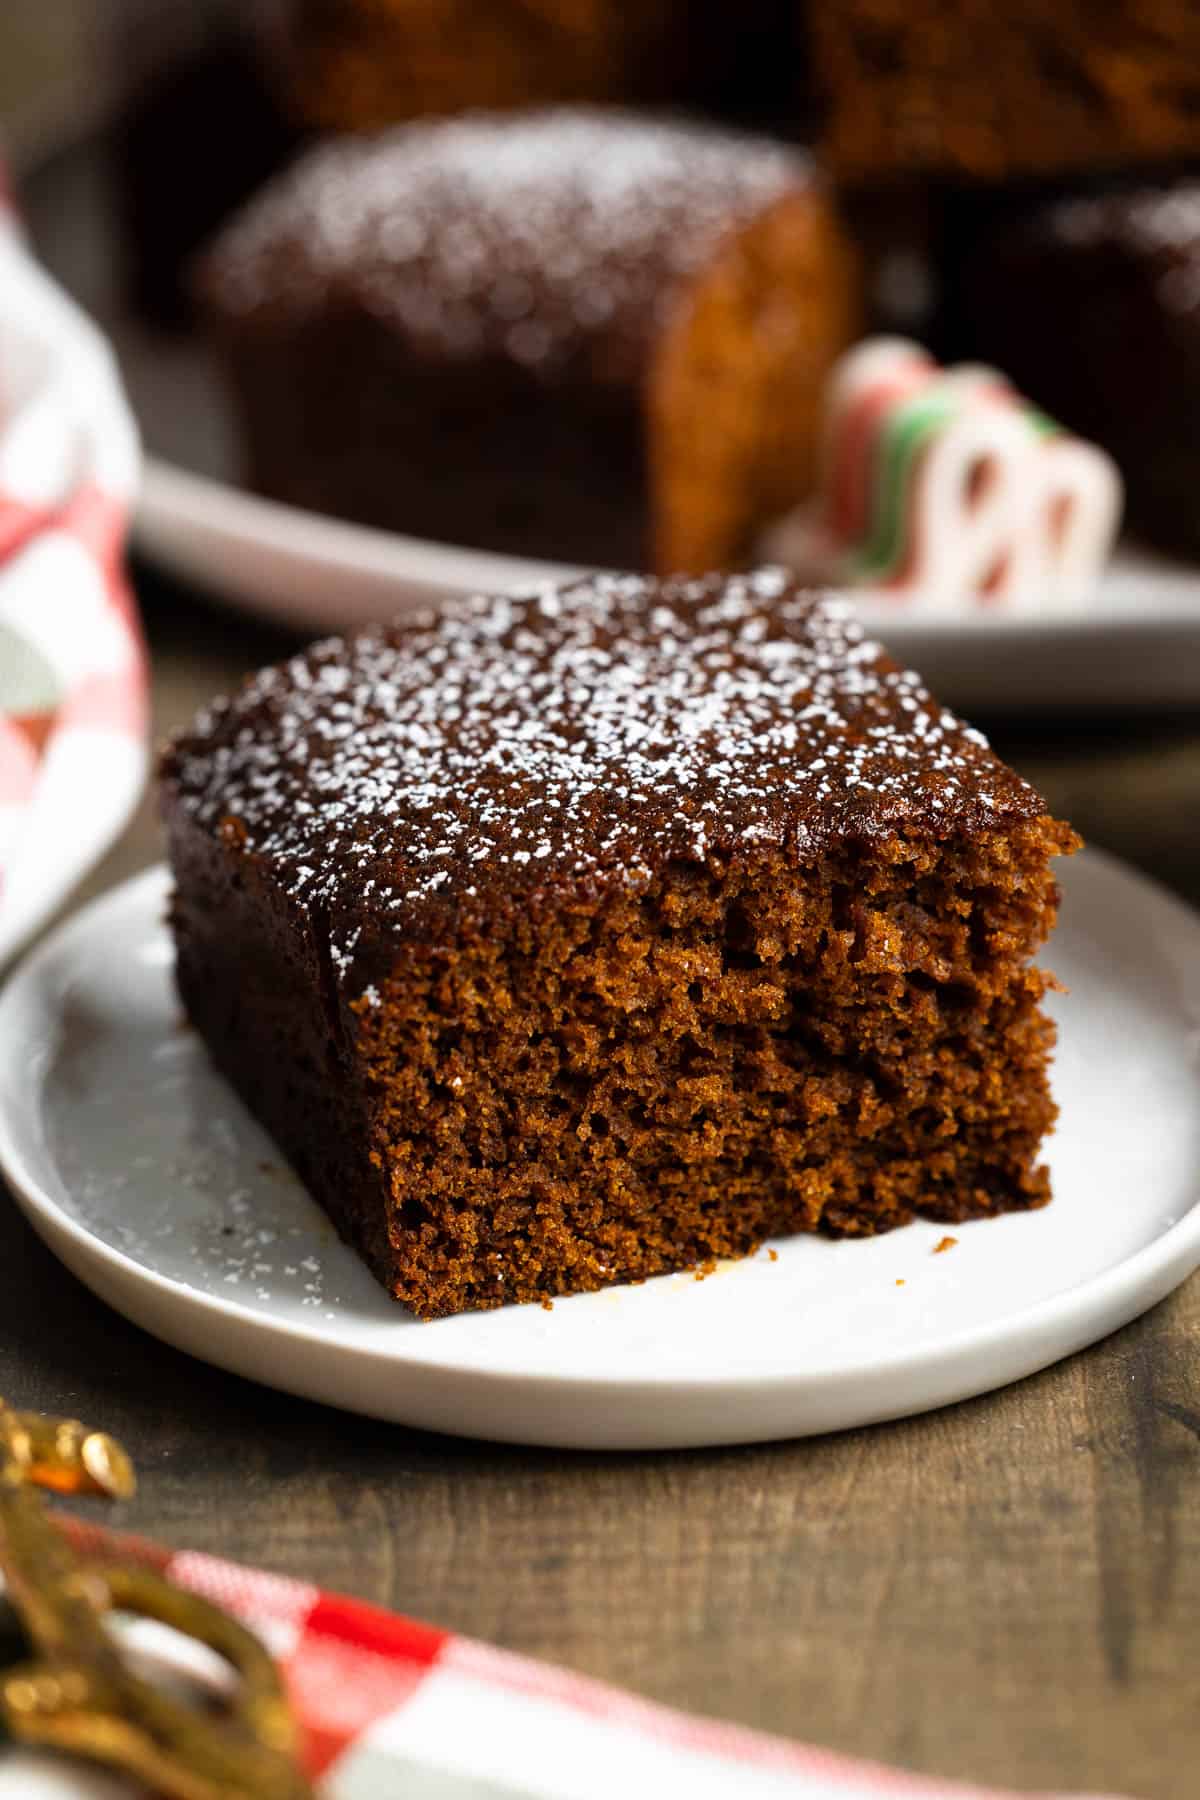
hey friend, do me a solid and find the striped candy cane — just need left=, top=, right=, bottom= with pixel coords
left=770, top=338, right=1122, bottom=614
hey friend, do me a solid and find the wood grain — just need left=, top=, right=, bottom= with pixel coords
left=2, top=572, right=1199, bottom=1799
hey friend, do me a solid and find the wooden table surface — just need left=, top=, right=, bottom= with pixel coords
left=3, top=570, right=1199, bottom=1800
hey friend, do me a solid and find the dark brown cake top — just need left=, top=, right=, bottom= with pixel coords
left=1033, top=183, right=1200, bottom=257
left=993, top=183, right=1200, bottom=301
left=198, top=108, right=809, bottom=374
left=163, top=573, right=1045, bottom=979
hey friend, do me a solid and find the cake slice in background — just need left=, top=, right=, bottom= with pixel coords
left=194, top=109, right=860, bottom=572
left=161, top=571, right=1078, bottom=1321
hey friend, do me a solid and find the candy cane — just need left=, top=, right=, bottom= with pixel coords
left=1007, top=434, right=1123, bottom=616
left=767, top=337, right=1123, bottom=614
left=880, top=393, right=1040, bottom=610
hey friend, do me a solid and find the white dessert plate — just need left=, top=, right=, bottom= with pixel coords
left=1, top=851, right=1198, bottom=1451
left=136, top=457, right=1200, bottom=714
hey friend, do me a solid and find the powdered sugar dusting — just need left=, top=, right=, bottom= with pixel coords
left=163, top=573, right=1039, bottom=986
left=1038, top=183, right=1200, bottom=318
left=200, top=109, right=808, bottom=369
left=1049, top=183, right=1200, bottom=257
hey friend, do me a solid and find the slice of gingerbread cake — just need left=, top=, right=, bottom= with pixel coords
left=193, top=109, right=859, bottom=573
left=160, top=573, right=1078, bottom=1320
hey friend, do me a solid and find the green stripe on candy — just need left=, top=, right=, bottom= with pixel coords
left=1024, top=405, right=1060, bottom=439
left=846, top=389, right=962, bottom=582
left=845, top=390, right=1063, bottom=585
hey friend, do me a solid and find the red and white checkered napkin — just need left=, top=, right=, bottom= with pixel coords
left=0, top=174, right=146, bottom=965
left=59, top=1521, right=1122, bottom=1800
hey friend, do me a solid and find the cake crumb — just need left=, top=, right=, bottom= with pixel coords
left=933, top=1235, right=959, bottom=1254
left=895, top=1277, right=905, bottom=1285
left=767, top=1248, right=778, bottom=1262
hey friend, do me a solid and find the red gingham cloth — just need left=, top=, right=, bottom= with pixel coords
left=0, top=170, right=146, bottom=964
left=58, top=1519, right=1124, bottom=1800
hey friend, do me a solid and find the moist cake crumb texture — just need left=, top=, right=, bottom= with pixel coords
left=162, top=572, right=1077, bottom=1320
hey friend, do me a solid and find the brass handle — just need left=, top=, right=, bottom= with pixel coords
left=0, top=1394, right=313, bottom=1799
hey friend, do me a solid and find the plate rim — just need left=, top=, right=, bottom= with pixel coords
left=0, top=739, right=147, bottom=972
left=136, top=455, right=1200, bottom=641
left=1, top=851, right=1199, bottom=1411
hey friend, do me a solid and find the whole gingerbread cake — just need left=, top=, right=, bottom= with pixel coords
left=196, top=109, right=859, bottom=571
left=161, top=572, right=1077, bottom=1321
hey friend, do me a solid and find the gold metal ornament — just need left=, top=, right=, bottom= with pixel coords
left=0, top=1394, right=313, bottom=1799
